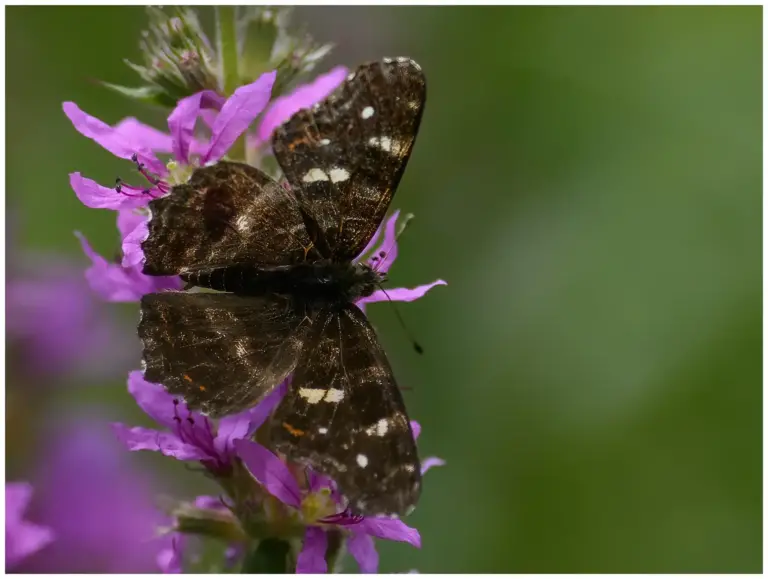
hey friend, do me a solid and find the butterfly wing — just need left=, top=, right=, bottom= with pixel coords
left=139, top=292, right=311, bottom=417
left=272, top=58, right=426, bottom=261
left=142, top=161, right=317, bottom=276
left=270, top=304, right=421, bottom=516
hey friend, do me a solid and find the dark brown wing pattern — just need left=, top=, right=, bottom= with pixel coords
left=139, top=292, right=312, bottom=417
left=270, top=304, right=421, bottom=516
left=272, top=58, right=426, bottom=261
left=142, top=162, right=317, bottom=276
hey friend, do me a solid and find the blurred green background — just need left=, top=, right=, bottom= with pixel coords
left=6, top=5, right=761, bottom=573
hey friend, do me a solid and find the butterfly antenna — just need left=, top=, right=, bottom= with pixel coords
left=374, top=283, right=424, bottom=355
left=371, top=213, right=415, bottom=273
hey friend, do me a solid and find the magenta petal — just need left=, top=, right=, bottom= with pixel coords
left=357, top=517, right=421, bottom=548
left=117, top=209, right=146, bottom=240
left=233, top=440, right=301, bottom=508
left=121, top=218, right=148, bottom=268
left=296, top=527, right=328, bottom=573
left=193, top=495, right=225, bottom=510
left=257, top=66, right=347, bottom=142
left=347, top=532, right=379, bottom=573
left=62, top=102, right=165, bottom=174
left=410, top=421, right=421, bottom=441
left=6, top=482, right=32, bottom=522
left=360, top=280, right=447, bottom=306
left=369, top=210, right=400, bottom=273
left=127, top=370, right=196, bottom=430
left=76, top=232, right=182, bottom=302
left=70, top=172, right=146, bottom=211
left=156, top=534, right=183, bottom=573
left=204, top=71, right=276, bottom=163
left=114, top=117, right=173, bottom=153
left=421, top=456, right=446, bottom=475
left=5, top=483, right=55, bottom=569
left=167, top=89, right=220, bottom=164
left=112, top=424, right=208, bottom=461
left=214, top=380, right=288, bottom=455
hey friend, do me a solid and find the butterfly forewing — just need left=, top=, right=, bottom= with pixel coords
left=139, top=292, right=310, bottom=417
left=272, top=58, right=426, bottom=261
left=270, top=305, right=421, bottom=515
left=142, top=162, right=316, bottom=276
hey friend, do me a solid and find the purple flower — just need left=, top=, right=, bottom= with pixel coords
left=113, top=371, right=287, bottom=474
left=64, top=71, right=276, bottom=211
left=75, top=213, right=183, bottom=304
left=5, top=246, right=136, bottom=379
left=17, top=417, right=171, bottom=573
left=233, top=408, right=443, bottom=574
left=355, top=211, right=447, bottom=309
left=5, top=483, right=54, bottom=569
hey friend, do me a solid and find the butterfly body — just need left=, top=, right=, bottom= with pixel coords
left=181, top=260, right=382, bottom=303
left=138, top=58, right=427, bottom=516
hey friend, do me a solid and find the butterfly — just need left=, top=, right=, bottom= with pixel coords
left=137, top=58, right=426, bottom=516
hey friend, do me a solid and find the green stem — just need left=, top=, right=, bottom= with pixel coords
left=216, top=5, right=246, bottom=161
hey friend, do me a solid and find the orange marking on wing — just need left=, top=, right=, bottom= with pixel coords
left=283, top=422, right=305, bottom=437
left=199, top=385, right=206, bottom=392
left=183, top=375, right=193, bottom=382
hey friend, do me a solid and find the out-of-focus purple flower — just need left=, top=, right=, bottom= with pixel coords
left=113, top=371, right=287, bottom=474
left=233, top=417, right=443, bottom=573
left=255, top=66, right=348, bottom=143
left=5, top=482, right=54, bottom=569
left=64, top=71, right=276, bottom=211
left=17, top=417, right=171, bottom=573
left=355, top=211, right=447, bottom=310
left=5, top=238, right=136, bottom=379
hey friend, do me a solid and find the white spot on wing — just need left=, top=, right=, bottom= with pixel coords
left=235, top=215, right=251, bottom=231
left=318, top=427, right=328, bottom=434
left=302, top=168, right=329, bottom=183
left=361, top=106, right=374, bottom=119
left=329, top=168, right=350, bottom=183
left=368, top=136, right=393, bottom=153
left=375, top=418, right=389, bottom=436
left=356, top=454, right=369, bottom=468
left=235, top=340, right=248, bottom=357
left=299, top=388, right=325, bottom=404
left=319, top=138, right=331, bottom=146
left=404, top=464, right=415, bottom=473
left=324, top=388, right=345, bottom=403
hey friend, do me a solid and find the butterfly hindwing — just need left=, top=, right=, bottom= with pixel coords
left=142, top=161, right=316, bottom=276
left=139, top=292, right=311, bottom=417
left=270, top=305, right=421, bottom=516
left=272, top=58, right=426, bottom=261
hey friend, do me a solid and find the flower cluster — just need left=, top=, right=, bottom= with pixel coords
left=55, top=6, right=447, bottom=573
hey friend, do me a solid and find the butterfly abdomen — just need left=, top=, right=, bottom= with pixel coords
left=181, top=261, right=381, bottom=304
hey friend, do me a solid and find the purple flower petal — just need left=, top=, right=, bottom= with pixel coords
left=347, top=531, right=379, bottom=573
left=357, top=517, right=421, bottom=548
left=112, top=424, right=208, bottom=461
left=156, top=534, right=183, bottom=573
left=296, top=527, right=328, bottom=573
left=5, top=483, right=55, bottom=569
left=234, top=440, right=301, bottom=508
left=214, top=380, right=288, bottom=455
left=117, top=209, right=146, bottom=240
left=359, top=280, right=447, bottom=306
left=193, top=495, right=226, bottom=510
left=257, top=66, right=347, bottom=142
left=368, top=210, right=400, bottom=273
left=70, top=173, right=147, bottom=211
left=114, top=117, right=174, bottom=153
left=63, top=102, right=165, bottom=174
left=410, top=420, right=421, bottom=441
left=121, top=218, right=148, bottom=268
left=127, top=370, right=197, bottom=430
left=421, top=456, right=446, bottom=475
left=204, top=71, right=276, bottom=163
left=76, top=232, right=182, bottom=302
left=167, top=89, right=221, bottom=164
